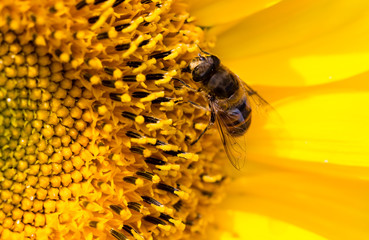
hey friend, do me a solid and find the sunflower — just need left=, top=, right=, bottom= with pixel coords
left=0, top=0, right=226, bottom=239
left=1, top=0, right=368, bottom=240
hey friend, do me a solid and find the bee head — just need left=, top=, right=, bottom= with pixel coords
left=189, top=54, right=220, bottom=83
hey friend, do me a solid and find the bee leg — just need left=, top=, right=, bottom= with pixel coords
left=188, top=101, right=209, bottom=111
left=174, top=99, right=209, bottom=111
left=190, top=108, right=216, bottom=145
left=172, top=78, right=198, bottom=92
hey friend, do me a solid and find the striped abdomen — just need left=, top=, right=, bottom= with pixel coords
left=218, top=96, right=252, bottom=137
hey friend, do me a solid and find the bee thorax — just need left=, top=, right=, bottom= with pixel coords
left=206, top=68, right=239, bottom=99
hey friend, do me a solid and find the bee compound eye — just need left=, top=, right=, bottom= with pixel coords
left=211, top=55, right=220, bottom=68
left=192, top=64, right=212, bottom=82
left=192, top=68, right=203, bottom=82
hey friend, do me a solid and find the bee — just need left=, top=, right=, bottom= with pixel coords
left=185, top=51, right=271, bottom=169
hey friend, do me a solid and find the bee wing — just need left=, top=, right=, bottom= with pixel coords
left=238, top=76, right=282, bottom=123
left=211, top=103, right=247, bottom=170
left=241, top=80, right=272, bottom=110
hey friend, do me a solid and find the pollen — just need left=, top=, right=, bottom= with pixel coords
left=0, top=0, right=226, bottom=239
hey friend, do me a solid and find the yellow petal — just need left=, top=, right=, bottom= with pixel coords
left=218, top=166, right=369, bottom=240
left=246, top=78, right=369, bottom=179
left=217, top=211, right=326, bottom=240
left=212, top=0, right=369, bottom=86
left=189, top=0, right=281, bottom=26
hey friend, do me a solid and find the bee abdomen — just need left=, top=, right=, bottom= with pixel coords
left=221, top=98, right=251, bottom=136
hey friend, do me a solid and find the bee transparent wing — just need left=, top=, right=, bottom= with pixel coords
left=238, top=77, right=282, bottom=123
left=241, top=81, right=272, bottom=109
left=212, top=103, right=247, bottom=170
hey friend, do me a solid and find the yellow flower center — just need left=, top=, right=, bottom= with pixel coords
left=0, top=0, right=226, bottom=239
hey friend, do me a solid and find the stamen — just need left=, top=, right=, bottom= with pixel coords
left=97, top=32, right=109, bottom=40
left=141, top=0, right=152, bottom=4
left=139, top=91, right=165, bottom=102
left=88, top=16, right=100, bottom=24
left=122, top=225, right=134, bottom=236
left=131, top=91, right=149, bottom=98
left=157, top=183, right=189, bottom=200
left=173, top=200, right=182, bottom=211
left=104, top=67, right=115, bottom=75
left=110, top=93, right=123, bottom=101
left=201, top=190, right=213, bottom=197
left=125, top=131, right=141, bottom=139
left=159, top=213, right=174, bottom=223
left=121, top=111, right=136, bottom=120
left=184, top=220, right=194, bottom=226
left=152, top=97, right=171, bottom=104
left=109, top=204, right=124, bottom=214
left=157, top=183, right=177, bottom=194
left=143, top=115, right=159, bottom=123
left=94, top=0, right=107, bottom=5
left=141, top=196, right=162, bottom=206
left=113, top=0, right=125, bottom=7
left=101, top=80, right=116, bottom=88
left=122, top=225, right=143, bottom=239
left=122, top=75, right=136, bottom=82
left=110, top=229, right=128, bottom=240
left=126, top=61, right=142, bottom=68
left=145, top=157, right=166, bottom=165
left=89, top=221, right=98, bottom=228
left=136, top=171, right=159, bottom=183
left=138, top=39, right=150, bottom=47
left=115, top=44, right=130, bottom=51
left=146, top=73, right=164, bottom=80
left=146, top=119, right=172, bottom=131
left=127, top=202, right=142, bottom=212
left=150, top=50, right=172, bottom=59
left=130, top=146, right=145, bottom=155
left=143, top=215, right=167, bottom=226
left=110, top=93, right=131, bottom=102
left=115, top=23, right=130, bottom=31
left=75, top=0, right=87, bottom=9
left=123, top=176, right=143, bottom=185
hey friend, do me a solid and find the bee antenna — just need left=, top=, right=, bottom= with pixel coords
left=196, top=44, right=211, bottom=55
